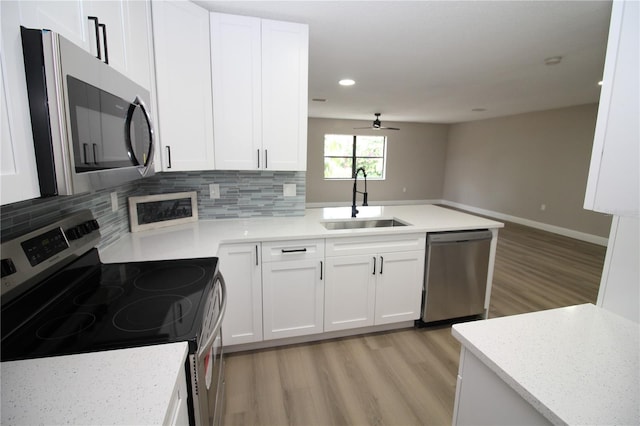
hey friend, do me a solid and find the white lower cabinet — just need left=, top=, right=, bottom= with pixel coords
left=163, top=361, right=189, bottom=426
left=261, top=240, right=325, bottom=340
left=325, top=234, right=426, bottom=332
left=217, top=243, right=263, bottom=345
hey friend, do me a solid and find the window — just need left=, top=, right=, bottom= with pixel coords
left=324, top=134, right=387, bottom=179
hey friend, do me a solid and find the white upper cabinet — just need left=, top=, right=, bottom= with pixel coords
left=211, top=12, right=308, bottom=171
left=584, top=0, right=639, bottom=216
left=18, top=1, right=90, bottom=51
left=151, top=0, right=215, bottom=171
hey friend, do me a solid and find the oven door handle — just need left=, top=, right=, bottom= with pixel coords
left=197, top=274, right=227, bottom=360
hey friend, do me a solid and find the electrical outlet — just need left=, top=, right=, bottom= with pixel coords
left=209, top=184, right=220, bottom=199
left=283, top=184, right=296, bottom=197
left=110, top=192, right=118, bottom=212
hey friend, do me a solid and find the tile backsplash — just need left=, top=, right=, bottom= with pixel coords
left=1, top=171, right=305, bottom=250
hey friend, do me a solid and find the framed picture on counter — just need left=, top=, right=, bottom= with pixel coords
left=128, top=191, right=198, bottom=232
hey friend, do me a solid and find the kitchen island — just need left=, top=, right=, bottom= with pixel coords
left=452, top=303, right=640, bottom=425
left=1, top=342, right=189, bottom=425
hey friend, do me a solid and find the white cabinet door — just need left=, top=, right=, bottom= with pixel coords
left=152, top=0, right=215, bottom=171
left=262, top=258, right=324, bottom=340
left=83, top=1, right=127, bottom=74
left=18, top=1, right=90, bottom=52
left=218, top=243, right=263, bottom=345
left=261, top=19, right=308, bottom=171
left=211, top=12, right=261, bottom=170
left=324, top=254, right=376, bottom=332
left=210, top=13, right=308, bottom=171
left=584, top=0, right=639, bottom=216
left=0, top=1, right=41, bottom=205
left=374, top=250, right=425, bottom=325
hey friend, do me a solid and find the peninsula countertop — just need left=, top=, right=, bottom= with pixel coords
left=452, top=303, right=640, bottom=425
left=100, top=204, right=503, bottom=263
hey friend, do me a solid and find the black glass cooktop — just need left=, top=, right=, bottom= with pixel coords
left=1, top=249, right=218, bottom=362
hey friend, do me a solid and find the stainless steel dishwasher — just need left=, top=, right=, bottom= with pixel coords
left=421, top=230, right=492, bottom=322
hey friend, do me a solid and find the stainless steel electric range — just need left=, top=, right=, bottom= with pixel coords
left=1, top=210, right=226, bottom=426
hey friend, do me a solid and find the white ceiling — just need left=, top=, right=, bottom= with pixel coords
left=194, top=0, right=612, bottom=124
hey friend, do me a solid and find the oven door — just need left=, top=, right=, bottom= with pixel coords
left=191, top=272, right=226, bottom=426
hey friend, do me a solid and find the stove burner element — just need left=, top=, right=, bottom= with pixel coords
left=112, top=294, right=193, bottom=332
left=134, top=265, right=206, bottom=291
left=73, top=286, right=125, bottom=306
left=36, top=313, right=97, bottom=340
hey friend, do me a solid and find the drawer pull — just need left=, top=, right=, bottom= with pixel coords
left=380, top=256, right=384, bottom=274
left=372, top=256, right=376, bottom=275
left=281, top=248, right=307, bottom=253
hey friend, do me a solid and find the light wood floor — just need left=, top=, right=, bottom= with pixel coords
left=223, top=220, right=607, bottom=426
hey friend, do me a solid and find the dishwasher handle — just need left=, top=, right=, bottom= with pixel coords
left=427, top=229, right=492, bottom=245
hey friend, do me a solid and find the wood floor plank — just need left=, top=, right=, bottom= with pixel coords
left=223, top=219, right=606, bottom=425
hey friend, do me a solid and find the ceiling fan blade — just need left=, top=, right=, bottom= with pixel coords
left=380, top=126, right=400, bottom=130
left=353, top=126, right=374, bottom=129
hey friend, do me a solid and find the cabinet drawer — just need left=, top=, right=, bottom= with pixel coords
left=326, top=234, right=426, bottom=257
left=262, top=239, right=325, bottom=262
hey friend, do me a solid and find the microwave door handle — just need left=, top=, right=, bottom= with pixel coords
left=92, top=143, right=98, bottom=165
left=125, top=96, right=155, bottom=172
left=98, top=23, right=109, bottom=64
left=196, top=275, right=227, bottom=360
left=87, top=17, right=101, bottom=61
left=82, top=143, right=90, bottom=165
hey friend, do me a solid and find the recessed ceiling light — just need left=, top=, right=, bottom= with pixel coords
left=597, top=81, right=603, bottom=86
left=339, top=79, right=355, bottom=86
left=472, top=108, right=486, bottom=112
left=544, top=56, right=563, bottom=66
left=312, top=98, right=327, bottom=102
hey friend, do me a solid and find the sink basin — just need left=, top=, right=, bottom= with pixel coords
left=322, top=218, right=409, bottom=230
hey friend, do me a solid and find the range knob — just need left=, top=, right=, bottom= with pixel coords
left=66, top=227, right=82, bottom=241
left=87, top=219, right=100, bottom=231
left=1, top=258, right=17, bottom=278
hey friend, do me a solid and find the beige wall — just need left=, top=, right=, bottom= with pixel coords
left=443, top=103, right=611, bottom=237
left=306, top=118, right=449, bottom=204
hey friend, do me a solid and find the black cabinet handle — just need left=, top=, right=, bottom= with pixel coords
left=265, top=149, right=268, bottom=169
left=320, top=261, right=323, bottom=280
left=98, top=23, right=109, bottom=64
left=166, top=146, right=172, bottom=169
left=372, top=257, right=376, bottom=275
left=257, top=149, right=260, bottom=168
left=380, top=256, right=384, bottom=274
left=88, top=16, right=101, bottom=60
left=281, top=248, right=307, bottom=253
left=83, top=143, right=90, bottom=165
left=255, top=245, right=259, bottom=266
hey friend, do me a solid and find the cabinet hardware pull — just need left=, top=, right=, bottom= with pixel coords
left=87, top=17, right=101, bottom=60
left=166, top=146, right=172, bottom=169
left=83, top=143, right=90, bottom=165
left=255, top=245, right=259, bottom=266
left=257, top=149, right=260, bottom=168
left=372, top=256, right=376, bottom=275
left=92, top=143, right=98, bottom=165
left=265, top=149, right=268, bottom=169
left=281, top=248, right=307, bottom=253
left=98, top=23, right=109, bottom=64
left=380, top=256, right=384, bottom=274
left=320, top=261, right=323, bottom=280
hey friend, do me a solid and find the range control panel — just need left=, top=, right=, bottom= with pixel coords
left=1, top=211, right=101, bottom=303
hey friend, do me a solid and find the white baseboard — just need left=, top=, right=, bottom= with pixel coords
left=440, top=200, right=608, bottom=246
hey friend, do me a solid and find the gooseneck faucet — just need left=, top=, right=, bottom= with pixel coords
left=352, top=167, right=368, bottom=217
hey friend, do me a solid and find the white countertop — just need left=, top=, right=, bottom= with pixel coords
left=1, top=342, right=188, bottom=425
left=452, top=304, right=640, bottom=425
left=100, top=204, right=503, bottom=262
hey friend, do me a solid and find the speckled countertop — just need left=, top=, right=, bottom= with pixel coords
left=452, top=303, right=640, bottom=425
left=100, top=204, right=503, bottom=263
left=1, top=342, right=188, bottom=425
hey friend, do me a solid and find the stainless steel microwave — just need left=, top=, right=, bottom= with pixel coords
left=21, top=27, right=155, bottom=197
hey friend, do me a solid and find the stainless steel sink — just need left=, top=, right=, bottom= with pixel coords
left=322, top=218, right=409, bottom=230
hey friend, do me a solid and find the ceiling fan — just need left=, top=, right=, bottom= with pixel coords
left=354, top=113, right=400, bottom=131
